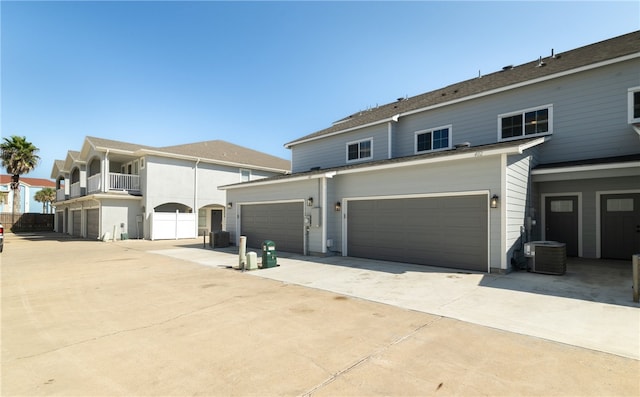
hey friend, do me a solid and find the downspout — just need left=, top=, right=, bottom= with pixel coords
left=321, top=176, right=327, bottom=254
left=104, top=150, right=109, bottom=193
left=194, top=158, right=200, bottom=237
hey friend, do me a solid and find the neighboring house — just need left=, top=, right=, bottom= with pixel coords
left=51, top=137, right=290, bottom=240
left=0, top=175, right=56, bottom=214
left=222, top=31, right=640, bottom=273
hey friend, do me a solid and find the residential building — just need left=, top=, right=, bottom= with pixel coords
left=222, top=31, right=640, bottom=273
left=0, top=175, right=56, bottom=214
left=51, top=137, right=290, bottom=240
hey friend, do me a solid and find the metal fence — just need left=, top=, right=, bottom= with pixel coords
left=0, top=213, right=54, bottom=232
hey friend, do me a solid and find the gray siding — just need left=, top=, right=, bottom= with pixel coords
left=291, top=123, right=389, bottom=173
left=506, top=153, right=534, bottom=264
left=293, top=58, right=640, bottom=170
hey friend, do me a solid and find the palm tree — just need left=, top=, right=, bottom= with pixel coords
left=34, top=187, right=56, bottom=214
left=1, top=136, right=40, bottom=222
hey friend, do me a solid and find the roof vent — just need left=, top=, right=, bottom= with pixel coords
left=502, top=65, right=513, bottom=71
left=310, top=166, right=321, bottom=171
left=536, top=56, right=546, bottom=67
left=454, top=142, right=471, bottom=149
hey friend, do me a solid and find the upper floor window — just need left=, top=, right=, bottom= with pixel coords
left=628, top=87, right=640, bottom=123
left=499, top=105, right=553, bottom=140
left=240, top=169, right=251, bottom=182
left=415, top=125, right=451, bottom=153
left=346, top=138, right=372, bottom=162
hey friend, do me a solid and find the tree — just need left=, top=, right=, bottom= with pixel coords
left=34, top=187, right=56, bottom=214
left=1, top=136, right=40, bottom=222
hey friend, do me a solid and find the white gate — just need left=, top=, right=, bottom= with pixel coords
left=150, top=211, right=197, bottom=240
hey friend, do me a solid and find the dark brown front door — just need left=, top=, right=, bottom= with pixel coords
left=545, top=196, right=578, bottom=257
left=601, top=193, right=640, bottom=260
left=211, top=210, right=223, bottom=233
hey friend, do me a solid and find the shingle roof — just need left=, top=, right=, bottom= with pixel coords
left=286, top=30, right=640, bottom=147
left=84, top=136, right=290, bottom=172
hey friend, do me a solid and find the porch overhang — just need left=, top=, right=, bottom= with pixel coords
left=532, top=155, right=640, bottom=182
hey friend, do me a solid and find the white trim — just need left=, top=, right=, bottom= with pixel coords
left=387, top=122, right=393, bottom=160
left=497, top=104, right=553, bottom=142
left=414, top=124, right=452, bottom=154
left=285, top=53, right=640, bottom=149
left=341, top=190, right=491, bottom=273
left=345, top=137, right=373, bottom=163
left=541, top=192, right=583, bottom=257
left=628, top=86, right=640, bottom=124
left=595, top=189, right=640, bottom=258
left=499, top=154, right=507, bottom=272
left=321, top=177, right=327, bottom=254
left=532, top=161, right=640, bottom=175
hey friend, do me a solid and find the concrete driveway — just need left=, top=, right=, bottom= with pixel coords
left=2, top=233, right=638, bottom=396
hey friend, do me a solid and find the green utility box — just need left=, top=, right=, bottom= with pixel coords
left=261, top=240, right=277, bottom=268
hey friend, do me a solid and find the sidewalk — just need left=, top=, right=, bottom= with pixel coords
left=151, top=245, right=640, bottom=360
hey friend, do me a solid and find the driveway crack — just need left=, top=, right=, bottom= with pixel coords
left=300, top=316, right=443, bottom=396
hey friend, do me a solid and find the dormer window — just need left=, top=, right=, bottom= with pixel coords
left=628, top=87, right=640, bottom=123
left=415, top=125, right=451, bottom=153
left=499, top=105, right=553, bottom=141
left=346, top=138, right=372, bottom=162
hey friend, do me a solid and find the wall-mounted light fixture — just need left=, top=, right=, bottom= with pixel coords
left=227, top=202, right=232, bottom=209
left=490, top=194, right=499, bottom=209
left=335, top=202, right=341, bottom=211
left=307, top=197, right=314, bottom=207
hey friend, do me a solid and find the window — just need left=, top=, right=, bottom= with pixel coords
left=240, top=169, right=250, bottom=182
left=499, top=105, right=552, bottom=140
left=346, top=138, right=372, bottom=162
left=415, top=125, right=451, bottom=153
left=133, top=160, right=139, bottom=175
left=198, top=209, right=206, bottom=227
left=140, top=158, right=145, bottom=169
left=628, top=87, right=640, bottom=123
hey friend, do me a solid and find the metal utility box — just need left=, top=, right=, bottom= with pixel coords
left=524, top=241, right=567, bottom=275
left=262, top=240, right=277, bottom=268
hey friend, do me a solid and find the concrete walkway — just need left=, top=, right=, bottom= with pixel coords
left=152, top=246, right=640, bottom=360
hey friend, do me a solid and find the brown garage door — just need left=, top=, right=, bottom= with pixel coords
left=240, top=202, right=304, bottom=254
left=86, top=209, right=99, bottom=240
left=347, top=195, right=488, bottom=272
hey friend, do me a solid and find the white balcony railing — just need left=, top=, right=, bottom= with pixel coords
left=87, top=174, right=102, bottom=194
left=109, top=173, right=140, bottom=192
left=70, top=182, right=81, bottom=198
left=56, top=188, right=66, bottom=202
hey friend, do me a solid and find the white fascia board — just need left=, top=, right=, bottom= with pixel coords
left=220, top=172, right=328, bottom=190
left=531, top=161, right=640, bottom=175
left=136, top=149, right=289, bottom=174
left=286, top=53, right=640, bottom=149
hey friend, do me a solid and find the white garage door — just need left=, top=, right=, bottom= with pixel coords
left=240, top=202, right=304, bottom=254
left=347, top=195, right=488, bottom=272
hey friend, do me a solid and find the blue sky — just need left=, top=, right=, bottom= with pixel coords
left=2, top=1, right=638, bottom=180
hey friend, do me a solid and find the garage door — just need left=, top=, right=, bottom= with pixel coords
left=241, top=202, right=304, bottom=254
left=72, top=210, right=82, bottom=237
left=86, top=209, right=99, bottom=240
left=347, top=195, right=488, bottom=272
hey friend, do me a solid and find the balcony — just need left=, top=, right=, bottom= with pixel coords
left=70, top=182, right=81, bottom=198
left=56, top=188, right=66, bottom=202
left=109, top=172, right=140, bottom=192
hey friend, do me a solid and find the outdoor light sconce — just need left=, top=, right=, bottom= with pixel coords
left=307, top=197, right=314, bottom=207
left=227, top=202, right=232, bottom=209
left=335, top=202, right=342, bottom=211
left=490, top=194, right=499, bottom=209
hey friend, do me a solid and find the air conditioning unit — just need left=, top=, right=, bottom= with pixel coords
left=524, top=241, right=567, bottom=275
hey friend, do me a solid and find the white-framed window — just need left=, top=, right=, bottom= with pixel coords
left=240, top=169, right=251, bottom=182
left=140, top=157, right=145, bottom=169
left=133, top=160, right=139, bottom=175
left=498, top=104, right=553, bottom=141
left=415, top=125, right=452, bottom=153
left=198, top=209, right=207, bottom=227
left=346, top=138, right=373, bottom=162
left=628, top=87, right=640, bottom=123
